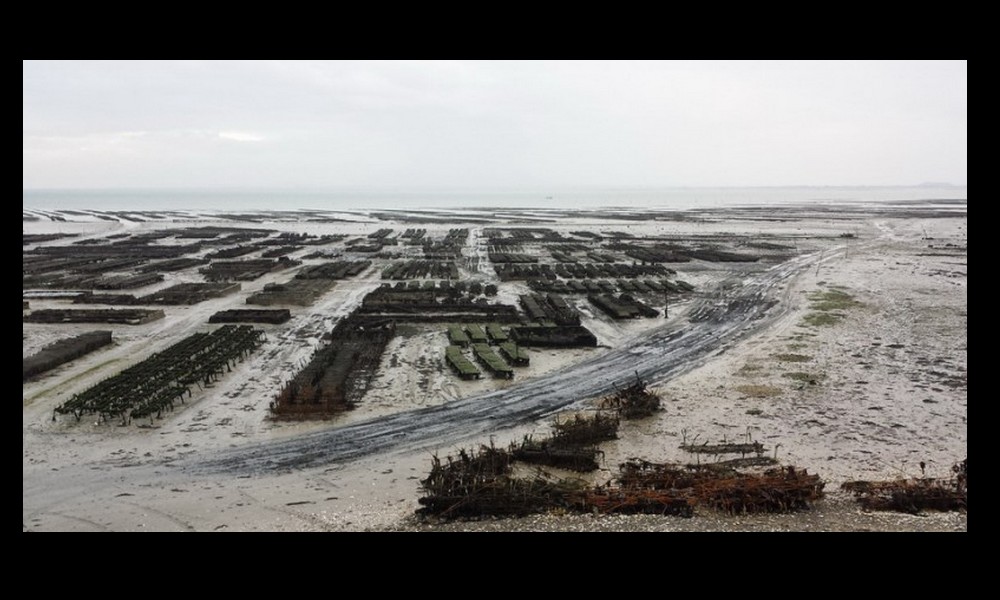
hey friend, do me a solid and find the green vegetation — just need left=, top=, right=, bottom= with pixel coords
left=799, top=288, right=862, bottom=328
left=808, top=289, right=861, bottom=311
left=773, top=353, right=812, bottom=363
left=803, top=312, right=841, bottom=327
left=736, top=363, right=763, bottom=376
left=735, top=384, right=783, bottom=398
left=802, top=286, right=862, bottom=327
left=783, top=371, right=823, bottom=383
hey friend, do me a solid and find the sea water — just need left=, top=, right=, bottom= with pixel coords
left=22, top=185, right=967, bottom=213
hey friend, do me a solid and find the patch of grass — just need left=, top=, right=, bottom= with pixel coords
left=772, top=353, right=812, bottom=363
left=735, top=384, right=783, bottom=398
left=799, top=288, right=861, bottom=328
left=783, top=371, right=823, bottom=383
left=736, top=363, right=763, bottom=376
left=808, top=289, right=861, bottom=311
left=802, top=312, right=842, bottom=327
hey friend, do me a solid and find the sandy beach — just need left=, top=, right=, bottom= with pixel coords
left=22, top=201, right=967, bottom=531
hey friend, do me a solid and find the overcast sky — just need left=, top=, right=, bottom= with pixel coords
left=22, top=60, right=967, bottom=189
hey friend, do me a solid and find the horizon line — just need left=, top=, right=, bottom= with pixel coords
left=23, top=183, right=966, bottom=193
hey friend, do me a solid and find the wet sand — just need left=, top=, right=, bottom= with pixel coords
left=22, top=202, right=966, bottom=531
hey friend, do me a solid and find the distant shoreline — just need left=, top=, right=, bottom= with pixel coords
left=23, top=186, right=968, bottom=213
